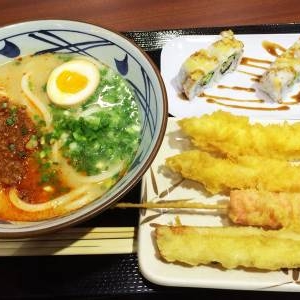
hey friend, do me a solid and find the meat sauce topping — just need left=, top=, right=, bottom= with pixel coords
left=0, top=99, right=36, bottom=186
left=0, top=99, right=71, bottom=204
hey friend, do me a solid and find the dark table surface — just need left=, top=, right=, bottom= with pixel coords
left=2, top=2, right=300, bottom=298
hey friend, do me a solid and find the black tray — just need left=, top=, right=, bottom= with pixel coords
left=2, top=23, right=300, bottom=300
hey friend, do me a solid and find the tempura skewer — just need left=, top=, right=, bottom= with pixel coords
left=116, top=189, right=300, bottom=230
left=178, top=110, right=300, bottom=159
left=166, top=150, right=300, bottom=195
left=155, top=225, right=300, bottom=270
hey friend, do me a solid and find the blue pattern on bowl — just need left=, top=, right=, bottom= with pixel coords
left=115, top=54, right=128, bottom=76
left=0, top=28, right=157, bottom=144
left=0, top=20, right=167, bottom=235
left=0, top=39, right=20, bottom=57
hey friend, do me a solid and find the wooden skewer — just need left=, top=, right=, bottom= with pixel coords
left=115, top=201, right=228, bottom=210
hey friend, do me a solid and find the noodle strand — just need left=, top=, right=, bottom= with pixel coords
left=21, top=73, right=52, bottom=128
left=9, top=185, right=92, bottom=212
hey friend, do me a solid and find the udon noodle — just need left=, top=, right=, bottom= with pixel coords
left=0, top=53, right=141, bottom=221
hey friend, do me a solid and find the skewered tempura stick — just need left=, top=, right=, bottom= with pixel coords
left=228, top=189, right=300, bottom=230
left=116, top=189, right=300, bottom=230
left=178, top=110, right=300, bottom=160
left=166, top=150, right=300, bottom=195
left=155, top=225, right=300, bottom=270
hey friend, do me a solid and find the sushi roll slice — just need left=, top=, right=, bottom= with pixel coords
left=258, top=39, right=300, bottom=103
left=178, top=30, right=244, bottom=100
left=178, top=49, right=219, bottom=100
left=209, top=30, right=244, bottom=80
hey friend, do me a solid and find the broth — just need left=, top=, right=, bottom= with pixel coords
left=0, top=53, right=141, bottom=221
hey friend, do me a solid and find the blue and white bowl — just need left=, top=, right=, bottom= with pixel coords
left=0, top=20, right=168, bottom=237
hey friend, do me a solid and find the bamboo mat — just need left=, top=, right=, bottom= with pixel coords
left=0, top=227, right=137, bottom=256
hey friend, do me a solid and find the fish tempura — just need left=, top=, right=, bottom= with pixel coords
left=178, top=110, right=300, bottom=159
left=166, top=150, right=300, bottom=194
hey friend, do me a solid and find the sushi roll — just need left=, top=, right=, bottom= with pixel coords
left=178, top=30, right=244, bottom=100
left=209, top=30, right=244, bottom=80
left=258, top=39, right=300, bottom=103
left=178, top=49, right=219, bottom=100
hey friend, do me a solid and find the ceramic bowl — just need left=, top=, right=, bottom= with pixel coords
left=0, top=20, right=168, bottom=237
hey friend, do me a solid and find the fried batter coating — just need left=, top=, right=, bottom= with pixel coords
left=229, top=189, right=300, bottom=230
left=166, top=150, right=300, bottom=194
left=178, top=110, right=300, bottom=159
left=155, top=225, right=300, bottom=270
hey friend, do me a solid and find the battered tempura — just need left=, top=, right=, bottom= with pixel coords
left=179, top=110, right=300, bottom=159
left=229, top=189, right=300, bottom=230
left=166, top=150, right=300, bottom=194
left=160, top=111, right=300, bottom=271
left=155, top=225, right=300, bottom=270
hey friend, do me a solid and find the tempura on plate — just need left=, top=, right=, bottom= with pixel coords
left=166, top=150, right=300, bottom=195
left=229, top=189, right=300, bottom=230
left=157, top=109, right=300, bottom=271
left=155, top=225, right=300, bottom=270
left=178, top=110, right=300, bottom=159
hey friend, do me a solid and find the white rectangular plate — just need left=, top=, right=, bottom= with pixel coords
left=138, top=117, right=300, bottom=291
left=161, top=33, right=300, bottom=119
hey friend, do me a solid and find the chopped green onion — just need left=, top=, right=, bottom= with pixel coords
left=8, top=143, right=15, bottom=152
left=6, top=117, right=15, bottom=126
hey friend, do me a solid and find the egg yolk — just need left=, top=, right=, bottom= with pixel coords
left=56, top=70, right=88, bottom=94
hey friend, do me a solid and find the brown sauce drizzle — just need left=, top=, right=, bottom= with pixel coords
left=241, top=57, right=269, bottom=70
left=251, top=78, right=261, bottom=83
left=206, top=98, right=289, bottom=111
left=242, top=57, right=271, bottom=65
left=217, top=85, right=255, bottom=93
left=292, top=91, right=300, bottom=102
left=262, top=41, right=286, bottom=57
left=201, top=92, right=263, bottom=103
left=178, top=92, right=189, bottom=101
left=238, top=70, right=262, bottom=81
left=281, top=101, right=299, bottom=105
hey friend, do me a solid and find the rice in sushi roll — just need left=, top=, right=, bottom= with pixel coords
left=258, top=39, right=300, bottom=103
left=178, top=30, right=244, bottom=100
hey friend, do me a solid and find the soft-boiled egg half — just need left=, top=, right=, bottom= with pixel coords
left=47, top=59, right=100, bottom=106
